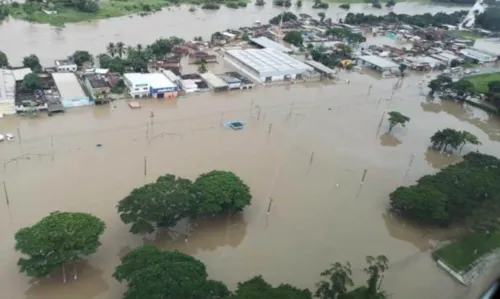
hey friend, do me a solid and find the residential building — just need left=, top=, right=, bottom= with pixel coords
left=83, top=74, right=111, bottom=99
left=200, top=72, right=229, bottom=92
left=55, top=59, right=77, bottom=72
left=0, top=69, right=16, bottom=115
left=123, top=73, right=178, bottom=99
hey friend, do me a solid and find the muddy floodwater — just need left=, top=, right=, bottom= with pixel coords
left=0, top=2, right=468, bottom=65
left=1, top=72, right=500, bottom=299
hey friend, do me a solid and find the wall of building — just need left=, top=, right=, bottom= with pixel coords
left=124, top=78, right=150, bottom=97
left=57, top=65, right=77, bottom=72
left=62, top=96, right=91, bottom=108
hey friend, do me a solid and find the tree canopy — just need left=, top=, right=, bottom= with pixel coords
left=117, top=174, right=195, bottom=234
left=229, top=276, right=312, bottom=299
left=344, top=11, right=467, bottom=28
left=193, top=170, right=252, bottom=215
left=114, top=244, right=230, bottom=299
left=72, top=50, right=91, bottom=66
left=387, top=111, right=410, bottom=132
left=269, top=12, right=297, bottom=25
left=430, top=128, right=480, bottom=153
left=22, top=54, right=42, bottom=73
left=21, top=73, right=42, bottom=92
left=390, top=153, right=500, bottom=227
left=15, top=211, right=105, bottom=278
left=428, top=75, right=453, bottom=96
left=475, top=7, right=500, bottom=32
left=284, top=31, right=304, bottom=47
left=0, top=50, right=8, bottom=67
left=118, top=171, right=252, bottom=234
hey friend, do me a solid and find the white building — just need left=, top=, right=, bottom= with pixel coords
left=0, top=69, right=16, bottom=115
left=123, top=73, right=178, bottom=99
left=460, top=48, right=495, bottom=63
left=52, top=72, right=91, bottom=108
left=224, top=48, right=313, bottom=83
left=55, top=59, right=78, bottom=72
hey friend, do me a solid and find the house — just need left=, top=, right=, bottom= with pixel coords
left=147, top=54, right=182, bottom=73
left=55, top=59, right=77, bottom=72
left=52, top=72, right=91, bottom=108
left=83, top=74, right=111, bottom=100
left=188, top=51, right=218, bottom=64
left=123, top=73, right=178, bottom=99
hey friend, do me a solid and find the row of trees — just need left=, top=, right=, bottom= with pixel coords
left=117, top=171, right=252, bottom=234
left=389, top=151, right=500, bottom=229
left=430, top=128, right=480, bottom=153
left=475, top=7, right=500, bottom=32
left=116, top=244, right=390, bottom=299
left=25, top=0, right=99, bottom=13
left=99, top=37, right=184, bottom=73
left=343, top=11, right=468, bottom=28
left=428, top=75, right=475, bottom=102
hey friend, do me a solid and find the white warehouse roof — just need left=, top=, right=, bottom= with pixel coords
left=226, top=48, right=313, bottom=78
left=52, top=72, right=87, bottom=100
left=250, top=36, right=292, bottom=53
left=200, top=72, right=228, bottom=89
left=358, top=55, right=399, bottom=69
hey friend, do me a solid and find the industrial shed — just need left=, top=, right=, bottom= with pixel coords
left=200, top=72, right=228, bottom=92
left=304, top=60, right=336, bottom=78
left=249, top=36, right=292, bottom=53
left=52, top=72, right=91, bottom=108
left=224, top=48, right=313, bottom=83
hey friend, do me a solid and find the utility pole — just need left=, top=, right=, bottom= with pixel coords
left=267, top=198, right=273, bottom=215
left=2, top=181, right=9, bottom=205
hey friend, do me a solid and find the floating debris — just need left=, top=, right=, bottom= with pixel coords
left=128, top=101, right=141, bottom=109
left=225, top=120, right=245, bottom=130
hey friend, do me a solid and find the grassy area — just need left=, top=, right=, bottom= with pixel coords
left=465, top=72, right=500, bottom=93
left=453, top=30, right=483, bottom=40
left=7, top=0, right=249, bottom=26
left=434, top=232, right=500, bottom=272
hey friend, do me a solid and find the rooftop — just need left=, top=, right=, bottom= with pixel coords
left=55, top=59, right=76, bottom=66
left=85, top=74, right=108, bottom=89
left=304, top=60, right=336, bottom=75
left=52, top=72, right=87, bottom=100
left=0, top=69, right=16, bottom=114
left=250, top=36, right=292, bottom=53
left=226, top=48, right=313, bottom=77
left=200, top=72, right=228, bottom=89
left=473, top=39, right=500, bottom=56
left=10, top=68, right=32, bottom=81
left=358, top=55, right=399, bottom=69
left=162, top=70, right=180, bottom=82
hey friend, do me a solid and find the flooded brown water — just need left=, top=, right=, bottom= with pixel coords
left=0, top=2, right=467, bottom=65
left=1, top=70, right=500, bottom=299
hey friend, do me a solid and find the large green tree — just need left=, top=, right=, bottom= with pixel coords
left=451, top=79, right=475, bottom=102
left=428, top=75, right=452, bottom=96
left=0, top=50, right=8, bottom=67
left=21, top=73, right=42, bottom=92
left=193, top=170, right=252, bottom=215
left=284, top=31, right=304, bottom=47
left=430, top=128, right=464, bottom=152
left=229, top=276, right=312, bottom=299
left=22, top=54, right=42, bottom=73
left=387, top=111, right=410, bottom=132
left=117, top=174, right=195, bottom=234
left=114, top=244, right=230, bottom=299
left=14, top=211, right=105, bottom=278
left=475, top=7, right=500, bottom=31
left=72, top=50, right=91, bottom=66
left=315, top=262, right=353, bottom=299
left=363, top=255, right=389, bottom=297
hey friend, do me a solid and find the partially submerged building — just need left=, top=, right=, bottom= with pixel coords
left=357, top=55, right=399, bottom=77
left=179, top=74, right=210, bottom=93
left=0, top=69, right=16, bottom=115
left=83, top=74, right=110, bottom=99
left=123, top=73, right=179, bottom=99
left=55, top=59, right=78, bottom=72
left=224, top=48, right=314, bottom=83
left=199, top=72, right=229, bottom=92
left=52, top=72, right=90, bottom=108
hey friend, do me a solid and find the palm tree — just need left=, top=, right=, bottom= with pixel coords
left=126, top=46, right=135, bottom=57
left=196, top=59, right=208, bottom=73
left=107, top=42, right=116, bottom=57
left=136, top=44, right=143, bottom=54
left=116, top=42, right=125, bottom=58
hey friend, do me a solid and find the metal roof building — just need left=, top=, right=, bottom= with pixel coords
left=304, top=60, right=336, bottom=76
left=250, top=36, right=292, bottom=53
left=357, top=55, right=399, bottom=74
left=52, top=72, right=91, bottom=108
left=0, top=69, right=16, bottom=115
left=225, top=48, right=313, bottom=82
left=200, top=72, right=229, bottom=91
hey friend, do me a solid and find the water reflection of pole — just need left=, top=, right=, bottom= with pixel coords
left=375, top=111, right=386, bottom=138
left=267, top=198, right=273, bottom=215
left=143, top=156, right=147, bottom=176
left=17, top=128, right=21, bottom=144
left=360, top=169, right=368, bottom=185
left=404, top=154, right=416, bottom=178
left=268, top=123, right=273, bottom=137
left=307, top=152, right=315, bottom=173
left=2, top=181, right=10, bottom=205
left=220, top=112, right=224, bottom=126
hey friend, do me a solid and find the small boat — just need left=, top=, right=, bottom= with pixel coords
left=0, top=134, right=4, bottom=142
left=128, top=101, right=141, bottom=109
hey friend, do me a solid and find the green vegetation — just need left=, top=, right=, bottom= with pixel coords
left=344, top=11, right=468, bottom=27
left=434, top=232, right=500, bottom=272
left=269, top=11, right=296, bottom=25
left=0, top=51, right=8, bottom=68
left=312, top=0, right=329, bottom=9
left=15, top=211, right=105, bottom=278
left=22, top=54, right=43, bottom=73
left=466, top=72, right=500, bottom=94
left=284, top=31, right=304, bottom=47
left=430, top=128, right=480, bottom=153
left=387, top=111, right=410, bottom=132
left=117, top=171, right=252, bottom=234
left=475, top=7, right=500, bottom=32
left=115, top=245, right=390, bottom=299
left=453, top=30, right=483, bottom=40
left=0, top=3, right=9, bottom=22
left=196, top=58, right=208, bottom=73
left=21, top=73, right=42, bottom=92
